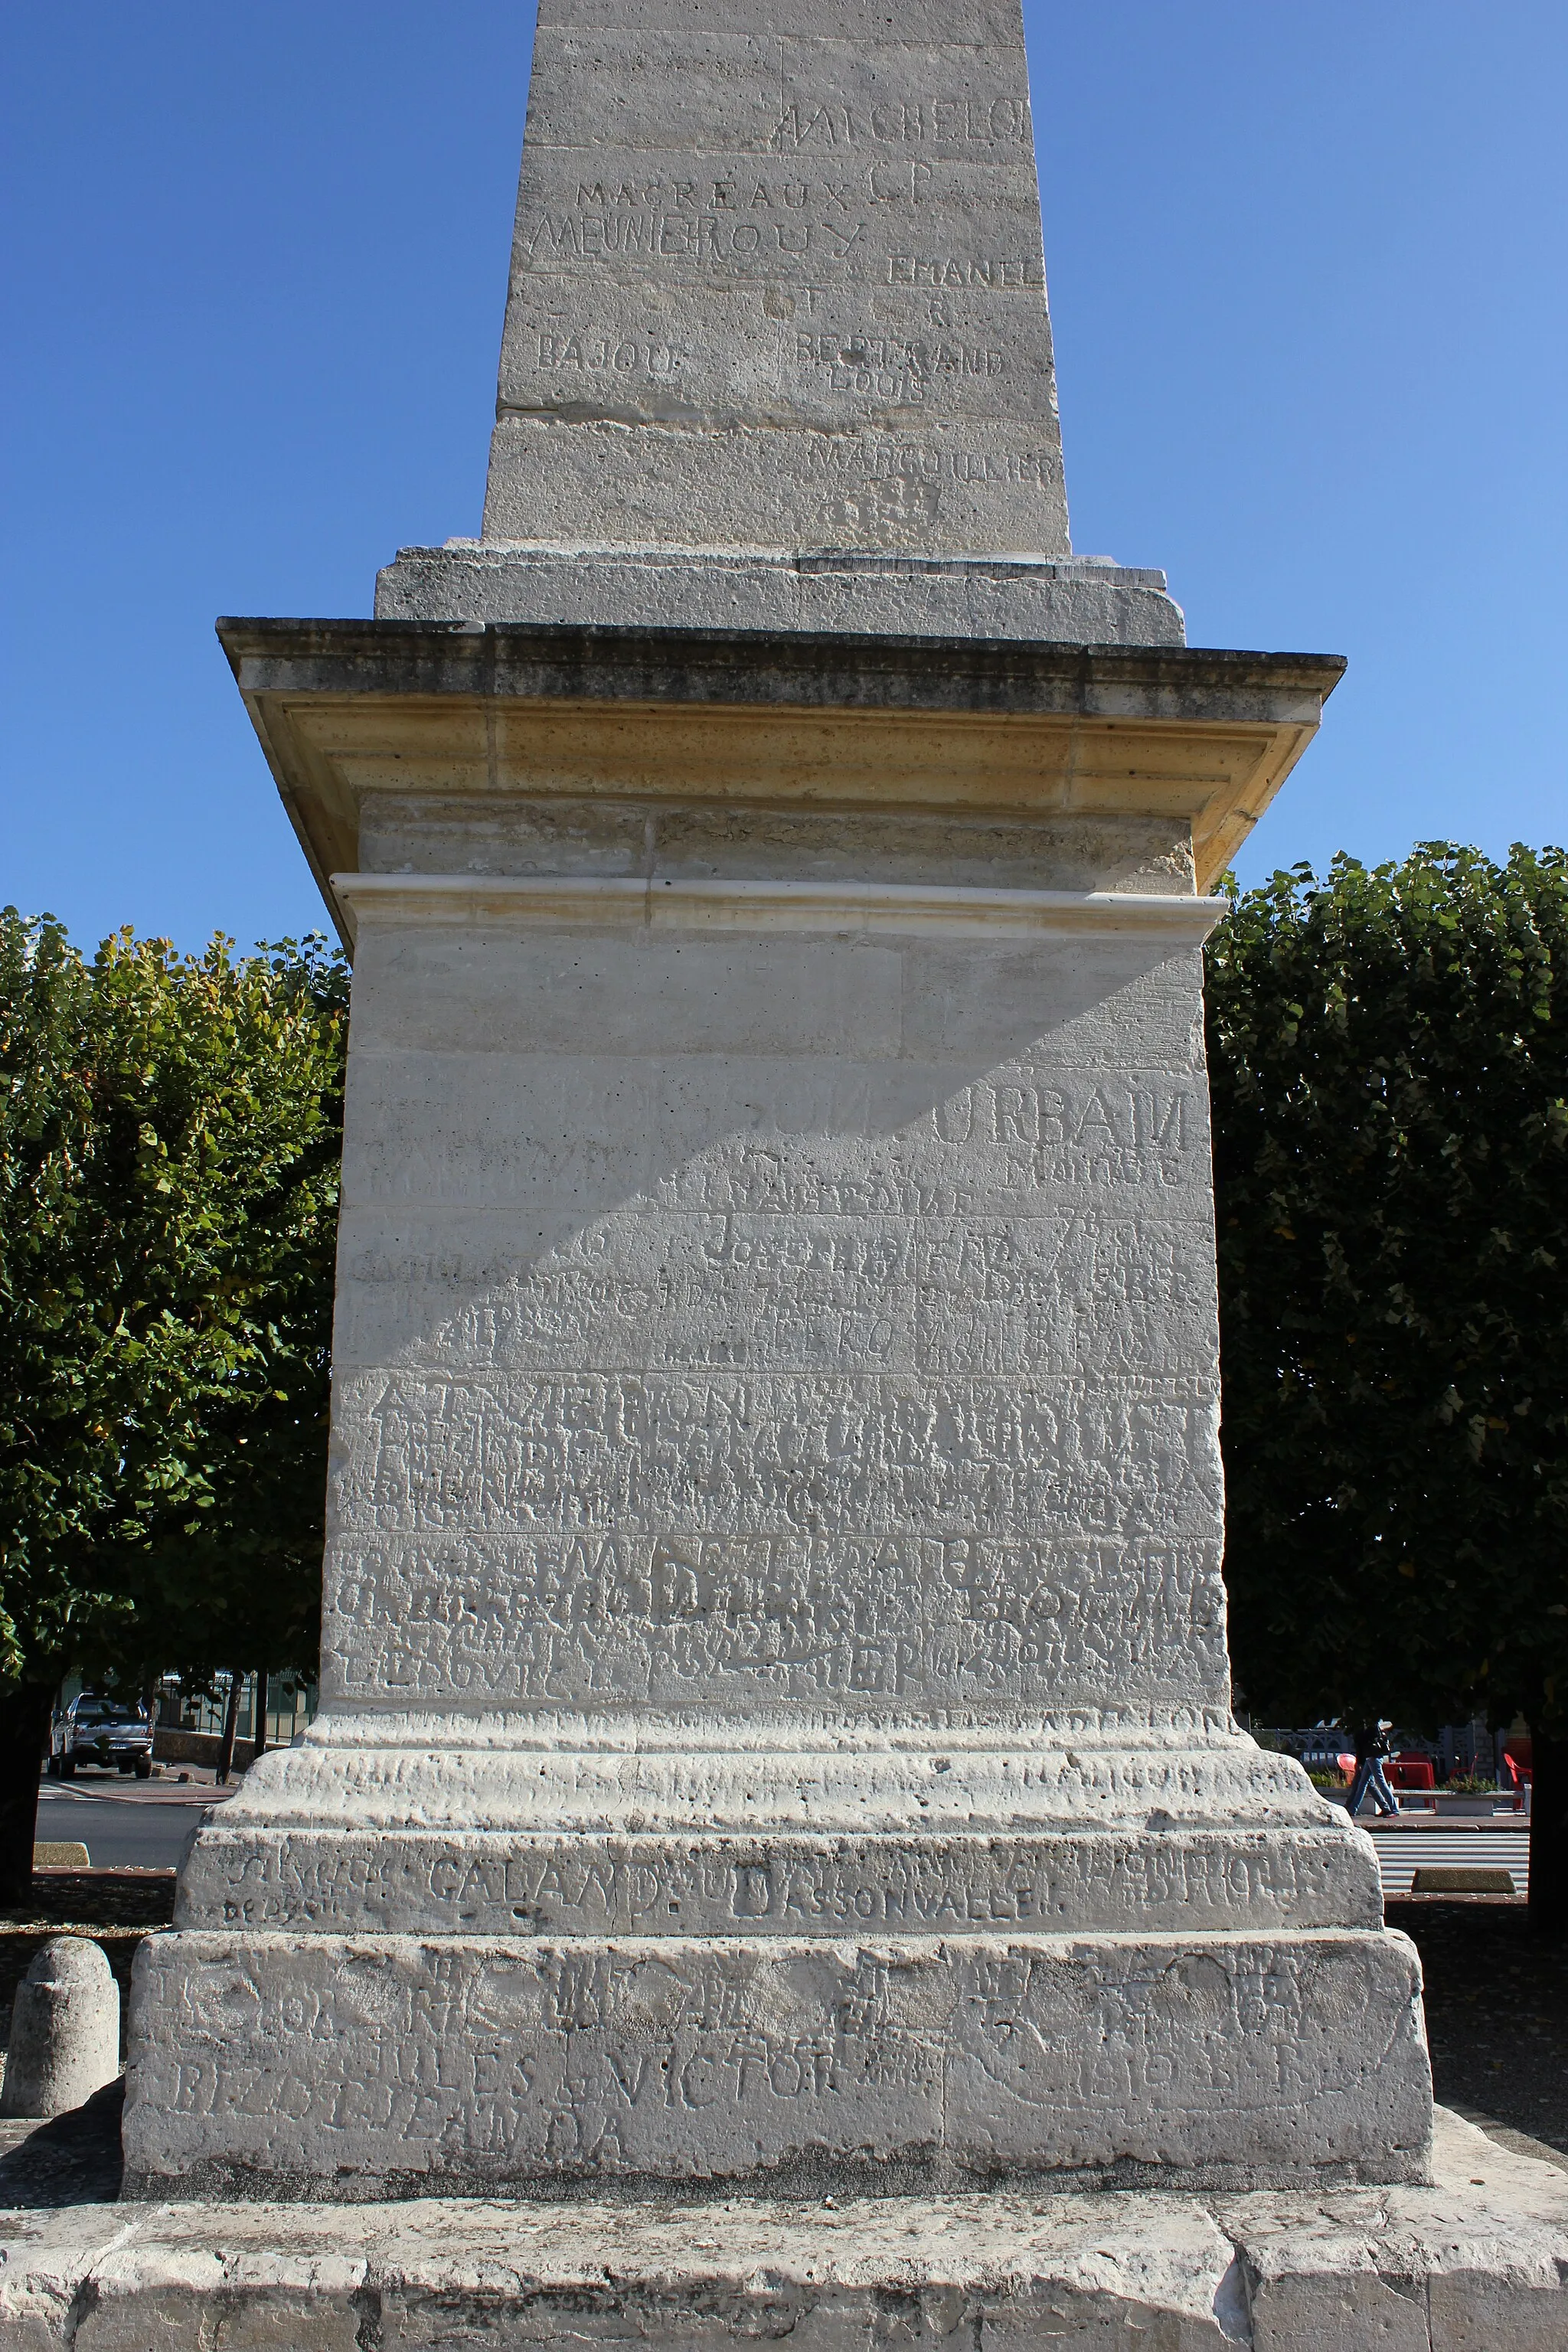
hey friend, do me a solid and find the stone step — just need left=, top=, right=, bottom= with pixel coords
left=122, top=1924, right=1431, bottom=2202
left=5, top=2109, right=1563, bottom=2352
left=177, top=1818, right=1384, bottom=1937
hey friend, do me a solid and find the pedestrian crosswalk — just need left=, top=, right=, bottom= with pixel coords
left=1362, top=1824, right=1530, bottom=1896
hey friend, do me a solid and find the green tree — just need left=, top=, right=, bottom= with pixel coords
left=0, top=913, right=347, bottom=1899
left=1207, top=845, right=1568, bottom=1929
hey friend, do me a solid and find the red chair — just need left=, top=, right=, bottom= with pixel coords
left=1501, top=1749, right=1534, bottom=1811
left=1388, top=1753, right=1437, bottom=1811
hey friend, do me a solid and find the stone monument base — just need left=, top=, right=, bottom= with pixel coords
left=138, top=620, right=1406, bottom=2201
left=122, top=1715, right=1432, bottom=2200
left=3, top=2111, right=1564, bottom=2349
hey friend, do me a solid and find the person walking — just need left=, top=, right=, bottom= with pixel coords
left=1347, top=1723, right=1400, bottom=1818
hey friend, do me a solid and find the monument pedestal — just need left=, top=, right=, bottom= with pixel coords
left=122, top=626, right=1431, bottom=2198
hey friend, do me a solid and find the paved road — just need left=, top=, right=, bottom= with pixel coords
left=35, top=1778, right=233, bottom=1870
left=1364, top=1824, right=1531, bottom=1896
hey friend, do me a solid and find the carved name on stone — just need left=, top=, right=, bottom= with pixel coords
left=483, top=1, right=1070, bottom=547
left=127, top=1929, right=1430, bottom=2193
left=181, top=1828, right=1383, bottom=1940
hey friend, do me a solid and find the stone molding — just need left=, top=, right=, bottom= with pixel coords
left=177, top=1821, right=1387, bottom=1939
left=373, top=541, right=1191, bottom=648
left=335, top=871, right=1230, bottom=941
left=217, top=616, right=1342, bottom=715
left=216, top=617, right=1343, bottom=946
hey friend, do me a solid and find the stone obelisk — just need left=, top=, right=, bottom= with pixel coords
left=377, top=0, right=1180, bottom=642
left=124, top=0, right=1432, bottom=2197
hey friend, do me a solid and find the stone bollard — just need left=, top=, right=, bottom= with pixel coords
left=0, top=1937, right=120, bottom=2119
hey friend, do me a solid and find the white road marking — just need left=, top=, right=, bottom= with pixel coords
left=1365, top=1828, right=1530, bottom=1896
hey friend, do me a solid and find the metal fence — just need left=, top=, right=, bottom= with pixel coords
left=159, top=1671, right=317, bottom=1749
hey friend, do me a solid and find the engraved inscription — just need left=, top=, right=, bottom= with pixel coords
left=771, top=97, right=1034, bottom=150
left=348, top=1066, right=1204, bottom=1213
left=795, top=331, right=1004, bottom=403
left=332, top=957, right=1222, bottom=1710
left=183, top=1828, right=1378, bottom=1939
left=888, top=253, right=1041, bottom=287
left=534, top=333, right=691, bottom=379
left=331, top=1373, right=1220, bottom=1540
left=779, top=437, right=1062, bottom=496
left=322, top=1529, right=1229, bottom=1706
left=337, top=1210, right=1215, bottom=1383
left=127, top=1932, right=1426, bottom=2186
left=517, top=205, right=861, bottom=271
left=511, top=168, right=1044, bottom=296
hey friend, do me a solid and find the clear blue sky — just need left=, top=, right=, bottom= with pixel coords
left=4, top=3, right=1564, bottom=956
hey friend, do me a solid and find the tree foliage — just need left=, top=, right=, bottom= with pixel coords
left=0, top=912, right=347, bottom=1890
left=1207, top=845, right=1568, bottom=1921
left=1208, top=842, right=1568, bottom=1732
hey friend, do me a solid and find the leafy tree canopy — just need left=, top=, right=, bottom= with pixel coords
left=0, top=910, right=347, bottom=1891
left=1209, top=844, right=1568, bottom=1739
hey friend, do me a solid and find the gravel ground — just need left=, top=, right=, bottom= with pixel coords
left=0, top=2082, right=123, bottom=2207
left=0, top=1871, right=176, bottom=2065
left=1387, top=1896, right=1568, bottom=2164
left=3, top=1869, right=177, bottom=1932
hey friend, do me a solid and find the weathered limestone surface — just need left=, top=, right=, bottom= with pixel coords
left=377, top=0, right=1184, bottom=637
left=127, top=1926, right=1427, bottom=2198
left=123, top=772, right=1429, bottom=2195
left=375, top=547, right=1187, bottom=643
left=0, top=1942, right=119, bottom=2123
left=483, top=0, right=1070, bottom=552
left=180, top=1819, right=1385, bottom=1939
left=7, top=2114, right=1566, bottom=2349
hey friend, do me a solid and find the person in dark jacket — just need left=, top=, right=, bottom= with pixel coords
left=1347, top=1722, right=1400, bottom=1818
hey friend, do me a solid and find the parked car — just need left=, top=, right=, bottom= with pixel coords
left=47, top=1694, right=153, bottom=1779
